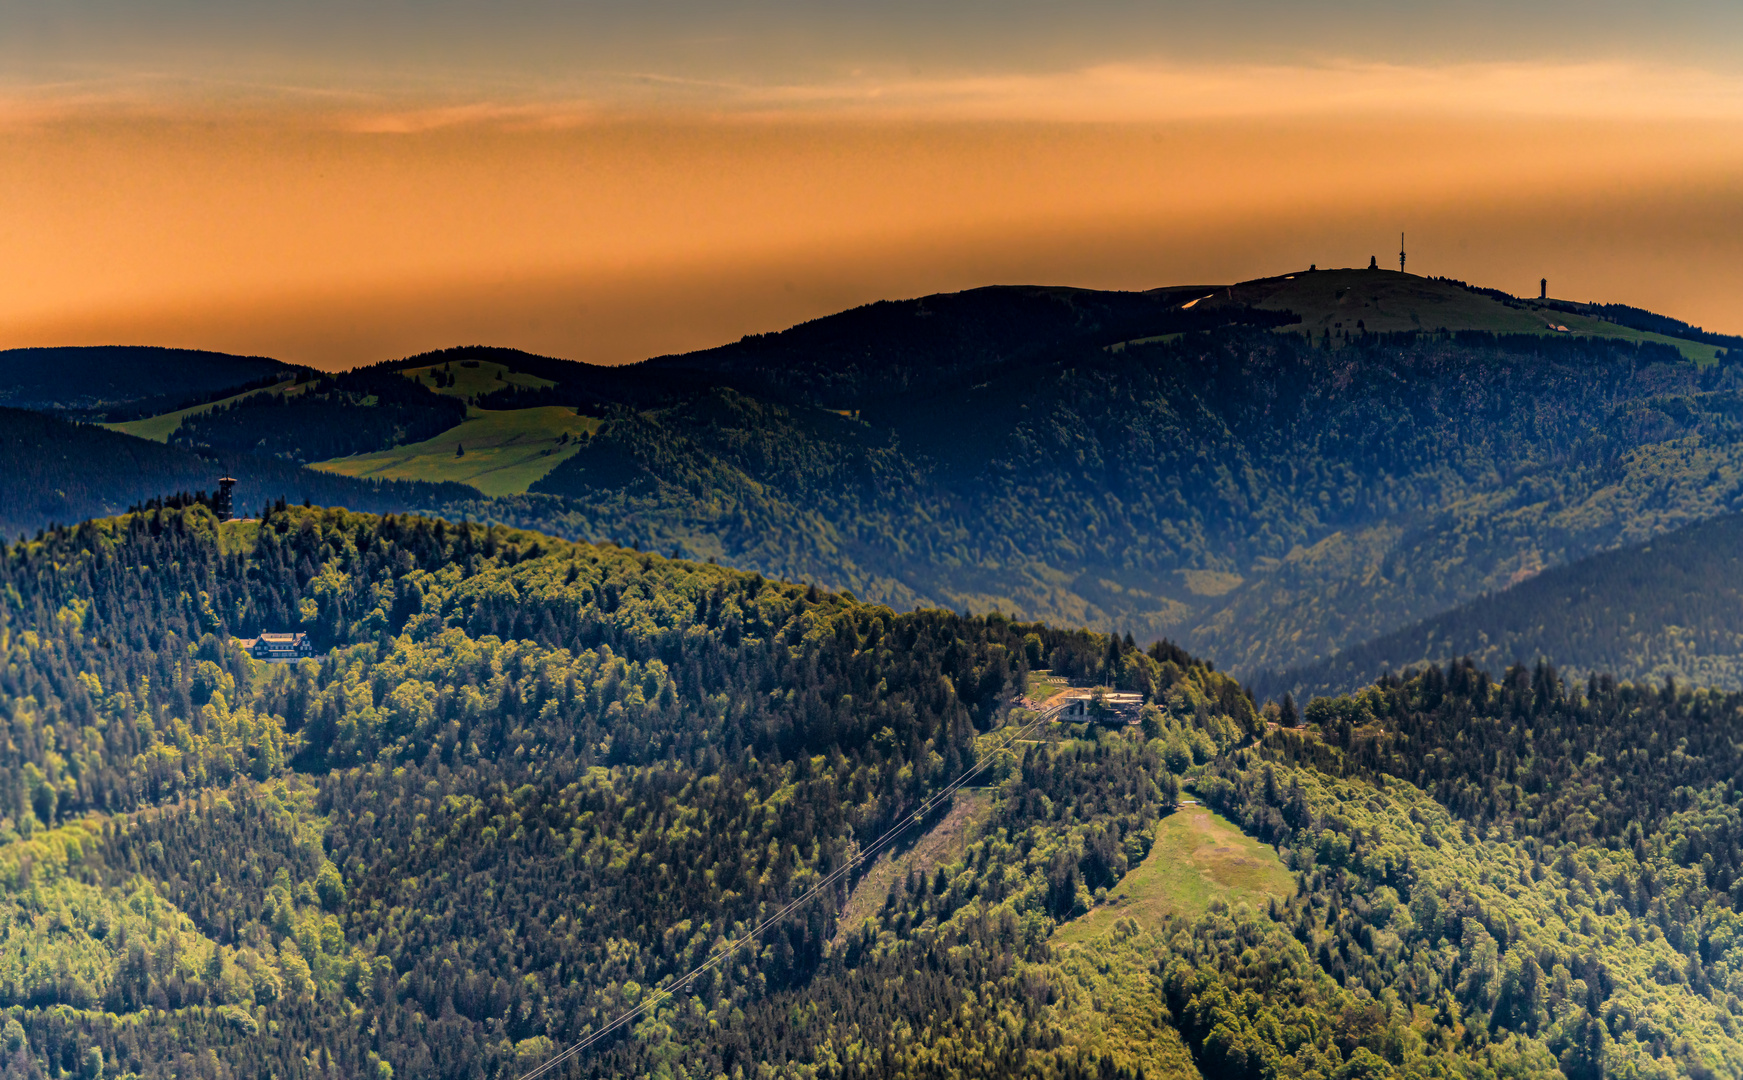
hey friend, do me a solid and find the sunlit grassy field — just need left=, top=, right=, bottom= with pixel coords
left=1243, top=269, right=1726, bottom=363
left=1025, top=669, right=1072, bottom=702
left=1053, top=803, right=1294, bottom=945
left=103, top=379, right=306, bottom=442
left=398, top=359, right=555, bottom=400
left=311, top=406, right=598, bottom=496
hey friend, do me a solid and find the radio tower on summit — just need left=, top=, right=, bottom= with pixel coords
left=1399, top=233, right=1406, bottom=274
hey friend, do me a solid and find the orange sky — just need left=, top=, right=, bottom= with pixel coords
left=4, top=62, right=1743, bottom=366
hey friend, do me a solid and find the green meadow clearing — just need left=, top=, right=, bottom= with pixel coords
left=399, top=359, right=555, bottom=400
left=1045, top=803, right=1295, bottom=1079
left=1053, top=803, right=1294, bottom=945
left=1241, top=269, right=1726, bottom=363
left=1025, top=669, right=1073, bottom=702
left=311, top=406, right=599, bottom=496
left=102, top=378, right=307, bottom=442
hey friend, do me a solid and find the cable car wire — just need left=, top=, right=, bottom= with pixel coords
left=514, top=703, right=1063, bottom=1080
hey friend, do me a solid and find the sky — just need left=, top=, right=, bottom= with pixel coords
left=2, top=2, right=1742, bottom=369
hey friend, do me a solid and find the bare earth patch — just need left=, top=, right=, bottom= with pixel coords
left=830, top=790, right=991, bottom=949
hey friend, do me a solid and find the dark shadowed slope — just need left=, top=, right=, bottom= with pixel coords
left=634, top=284, right=1249, bottom=406
left=164, top=366, right=468, bottom=463
left=499, top=329, right=1743, bottom=679
left=1259, top=511, right=1743, bottom=699
left=0, top=406, right=478, bottom=539
left=0, top=345, right=294, bottom=414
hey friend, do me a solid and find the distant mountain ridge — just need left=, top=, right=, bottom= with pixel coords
left=8, top=270, right=1743, bottom=681
left=164, top=365, right=468, bottom=464
left=0, top=345, right=294, bottom=414
left=476, top=324, right=1743, bottom=679
left=1230, top=271, right=1737, bottom=361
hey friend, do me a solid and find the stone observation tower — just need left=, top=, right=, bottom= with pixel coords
left=1541, top=278, right=1547, bottom=300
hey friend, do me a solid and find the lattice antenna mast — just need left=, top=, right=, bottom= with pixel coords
left=1399, top=232, right=1406, bottom=274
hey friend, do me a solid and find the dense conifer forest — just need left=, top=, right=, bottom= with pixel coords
left=2, top=504, right=1743, bottom=1079
left=1264, top=512, right=1743, bottom=699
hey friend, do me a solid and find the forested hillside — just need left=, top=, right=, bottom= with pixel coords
left=1264, top=512, right=1743, bottom=699
left=0, top=504, right=1229, bottom=1078
left=4, top=505, right=1743, bottom=1079
left=0, top=346, right=292, bottom=415
left=1218, top=658, right=1743, bottom=1079
left=478, top=326, right=1743, bottom=679
left=168, top=368, right=468, bottom=463
left=0, top=407, right=476, bottom=541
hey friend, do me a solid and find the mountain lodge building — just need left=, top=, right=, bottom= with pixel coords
left=241, top=632, right=313, bottom=662
left=1052, top=689, right=1145, bottom=724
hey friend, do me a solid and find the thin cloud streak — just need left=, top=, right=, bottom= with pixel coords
left=716, top=59, right=1743, bottom=122
left=9, top=57, right=1743, bottom=131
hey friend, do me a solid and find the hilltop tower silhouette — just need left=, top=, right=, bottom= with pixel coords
left=1541, top=278, right=1547, bottom=300
left=1399, top=233, right=1406, bottom=274
left=214, top=477, right=237, bottom=522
